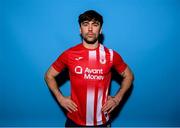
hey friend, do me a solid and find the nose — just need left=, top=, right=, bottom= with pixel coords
left=88, top=24, right=92, bottom=31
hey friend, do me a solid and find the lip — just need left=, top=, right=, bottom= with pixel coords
left=87, top=33, right=94, bottom=36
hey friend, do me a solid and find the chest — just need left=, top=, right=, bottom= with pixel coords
left=67, top=50, right=113, bottom=75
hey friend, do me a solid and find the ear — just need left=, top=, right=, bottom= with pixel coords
left=80, top=28, right=82, bottom=34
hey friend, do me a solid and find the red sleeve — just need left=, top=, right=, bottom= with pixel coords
left=52, top=51, right=68, bottom=72
left=113, top=51, right=127, bottom=74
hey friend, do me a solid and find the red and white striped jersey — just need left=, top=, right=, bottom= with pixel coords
left=52, top=43, right=127, bottom=126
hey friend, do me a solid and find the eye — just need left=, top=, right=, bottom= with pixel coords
left=93, top=23, right=100, bottom=27
left=82, top=22, right=89, bottom=26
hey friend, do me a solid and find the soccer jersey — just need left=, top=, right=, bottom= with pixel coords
left=52, top=43, right=127, bottom=126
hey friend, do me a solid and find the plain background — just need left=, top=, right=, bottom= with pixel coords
left=1, top=0, right=180, bottom=127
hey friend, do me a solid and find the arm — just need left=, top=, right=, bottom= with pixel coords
left=114, top=66, right=134, bottom=104
left=44, top=66, right=78, bottom=113
left=102, top=66, right=134, bottom=113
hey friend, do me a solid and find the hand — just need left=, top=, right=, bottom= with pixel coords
left=59, top=96, right=78, bottom=113
left=101, top=96, right=120, bottom=113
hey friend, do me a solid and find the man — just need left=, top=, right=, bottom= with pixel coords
left=45, top=10, right=134, bottom=127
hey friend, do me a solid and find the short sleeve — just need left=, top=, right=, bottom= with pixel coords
left=113, top=51, right=127, bottom=74
left=52, top=51, right=68, bottom=72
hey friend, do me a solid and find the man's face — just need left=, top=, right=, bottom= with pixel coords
left=80, top=20, right=102, bottom=44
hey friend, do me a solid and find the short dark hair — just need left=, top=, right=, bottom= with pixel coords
left=78, top=10, right=103, bottom=27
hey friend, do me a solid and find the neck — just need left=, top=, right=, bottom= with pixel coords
left=83, top=41, right=99, bottom=49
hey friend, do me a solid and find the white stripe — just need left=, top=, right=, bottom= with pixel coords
left=109, top=49, right=113, bottom=63
left=99, top=44, right=106, bottom=64
left=96, top=89, right=103, bottom=125
left=104, top=87, right=109, bottom=121
left=86, top=89, right=95, bottom=125
left=89, top=50, right=96, bottom=61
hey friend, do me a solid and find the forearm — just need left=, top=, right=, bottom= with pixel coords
left=114, top=67, right=134, bottom=103
left=45, top=76, right=64, bottom=103
left=115, top=76, right=133, bottom=101
left=45, top=71, right=78, bottom=112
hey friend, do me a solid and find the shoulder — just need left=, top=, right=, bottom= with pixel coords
left=60, top=43, right=83, bottom=55
left=66, top=43, right=83, bottom=52
left=101, top=44, right=124, bottom=59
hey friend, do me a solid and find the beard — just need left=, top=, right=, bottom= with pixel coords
left=82, top=33, right=99, bottom=44
left=84, top=37, right=98, bottom=44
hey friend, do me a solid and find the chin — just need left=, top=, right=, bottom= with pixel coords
left=86, top=39, right=97, bottom=44
left=84, top=38, right=98, bottom=44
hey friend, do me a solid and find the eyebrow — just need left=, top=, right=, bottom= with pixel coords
left=92, top=21, right=100, bottom=25
left=81, top=21, right=89, bottom=24
left=81, top=21, right=100, bottom=24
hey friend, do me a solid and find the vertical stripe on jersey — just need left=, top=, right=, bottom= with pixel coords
left=104, top=87, right=109, bottom=121
left=99, top=44, right=106, bottom=64
left=89, top=50, right=96, bottom=61
left=93, top=86, right=98, bottom=125
left=86, top=50, right=97, bottom=125
left=109, top=49, right=113, bottom=63
left=86, top=89, right=95, bottom=125
left=96, top=88, right=103, bottom=125
left=101, top=84, right=110, bottom=124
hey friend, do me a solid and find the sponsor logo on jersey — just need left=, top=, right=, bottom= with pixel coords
left=74, top=66, right=104, bottom=80
left=74, top=66, right=83, bottom=74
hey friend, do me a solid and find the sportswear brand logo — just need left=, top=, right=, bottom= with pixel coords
left=75, top=57, right=83, bottom=61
